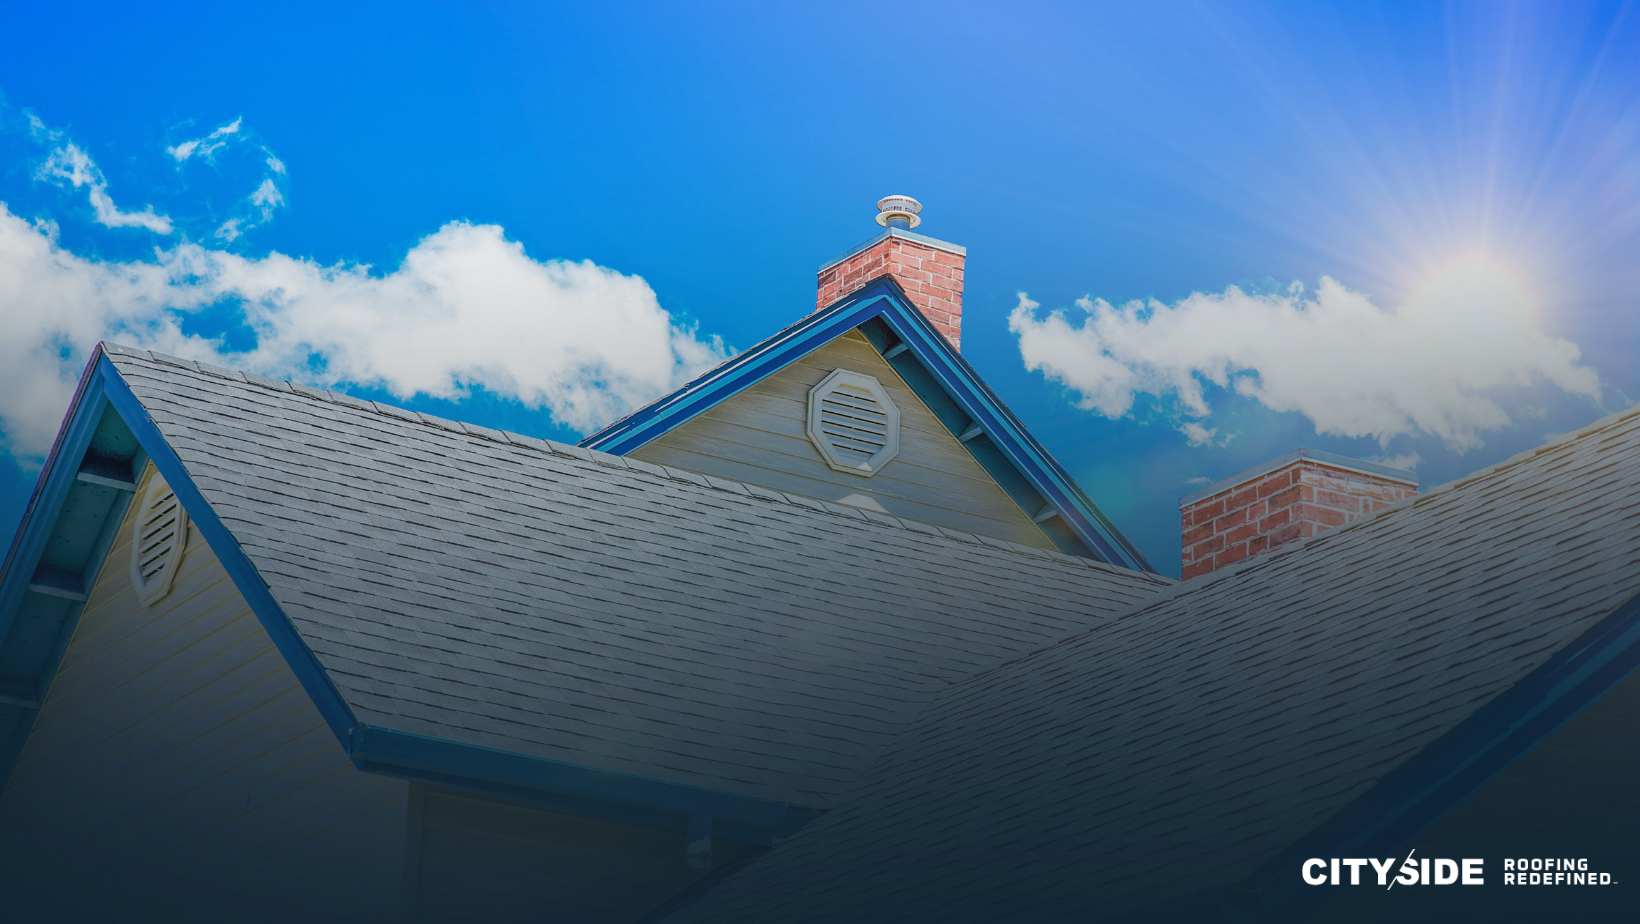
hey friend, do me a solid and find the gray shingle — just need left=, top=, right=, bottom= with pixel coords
left=662, top=403, right=1640, bottom=922
left=108, top=350, right=1170, bottom=809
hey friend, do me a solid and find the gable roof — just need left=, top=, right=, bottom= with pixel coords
left=658, top=402, right=1640, bottom=921
left=582, top=276, right=1157, bottom=573
left=0, top=344, right=1170, bottom=843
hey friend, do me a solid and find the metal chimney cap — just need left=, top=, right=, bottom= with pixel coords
left=876, top=195, right=923, bottom=229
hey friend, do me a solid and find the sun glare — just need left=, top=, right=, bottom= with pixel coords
left=1406, top=256, right=1540, bottom=325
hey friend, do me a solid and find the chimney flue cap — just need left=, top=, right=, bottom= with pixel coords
left=876, top=195, right=922, bottom=230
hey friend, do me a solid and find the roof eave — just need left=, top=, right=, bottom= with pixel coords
left=865, top=291, right=1154, bottom=572
left=0, top=347, right=124, bottom=792
left=350, top=724, right=819, bottom=845
left=1239, top=584, right=1640, bottom=918
left=0, top=351, right=363, bottom=789
left=0, top=350, right=827, bottom=843
left=0, top=344, right=111, bottom=590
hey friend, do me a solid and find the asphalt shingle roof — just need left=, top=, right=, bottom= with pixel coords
left=662, top=402, right=1640, bottom=921
left=105, top=345, right=1170, bottom=808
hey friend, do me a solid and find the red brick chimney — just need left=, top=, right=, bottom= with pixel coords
left=816, top=195, right=965, bottom=349
left=1180, top=449, right=1417, bottom=579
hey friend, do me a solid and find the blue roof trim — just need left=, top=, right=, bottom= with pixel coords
left=584, top=284, right=891, bottom=455
left=870, top=298, right=1151, bottom=570
left=2, top=348, right=828, bottom=843
left=582, top=277, right=1155, bottom=572
left=1233, top=585, right=1640, bottom=919
left=349, top=724, right=812, bottom=845
left=0, top=369, right=107, bottom=672
left=98, top=355, right=362, bottom=749
left=0, top=353, right=117, bottom=793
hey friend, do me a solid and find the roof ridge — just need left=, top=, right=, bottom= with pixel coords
left=100, top=342, right=1166, bottom=583
left=1420, top=398, right=1640, bottom=497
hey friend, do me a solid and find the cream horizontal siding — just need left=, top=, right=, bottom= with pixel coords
left=0, top=463, right=408, bottom=924
left=411, top=787, right=757, bottom=924
left=632, top=330, right=1054, bottom=549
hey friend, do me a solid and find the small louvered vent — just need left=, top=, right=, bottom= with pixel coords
left=807, top=369, right=901, bottom=476
left=819, top=385, right=890, bottom=461
left=130, top=471, right=190, bottom=607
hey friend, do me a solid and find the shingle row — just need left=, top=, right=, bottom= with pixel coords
left=663, top=400, right=1640, bottom=920
left=106, top=345, right=1170, bottom=807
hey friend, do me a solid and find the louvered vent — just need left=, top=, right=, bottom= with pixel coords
left=807, top=369, right=901, bottom=476
left=130, top=471, right=190, bottom=607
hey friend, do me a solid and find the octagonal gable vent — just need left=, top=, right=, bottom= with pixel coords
left=807, top=369, right=901, bottom=476
left=131, top=472, right=190, bottom=607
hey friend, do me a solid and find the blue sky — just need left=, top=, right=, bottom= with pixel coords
left=1, top=1, right=1635, bottom=576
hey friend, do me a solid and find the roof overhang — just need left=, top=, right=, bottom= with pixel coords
left=1144, top=584, right=1640, bottom=921
left=0, top=347, right=139, bottom=792
left=0, top=346, right=357, bottom=794
left=581, top=277, right=1156, bottom=573
left=0, top=347, right=823, bottom=844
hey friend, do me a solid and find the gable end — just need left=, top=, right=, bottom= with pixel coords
left=585, top=278, right=1155, bottom=572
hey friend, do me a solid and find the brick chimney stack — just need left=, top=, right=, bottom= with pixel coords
left=1180, top=449, right=1418, bottom=579
left=816, top=196, right=966, bottom=349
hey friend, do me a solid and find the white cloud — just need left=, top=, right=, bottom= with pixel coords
left=1369, top=451, right=1421, bottom=471
left=34, top=139, right=172, bottom=234
left=162, top=118, right=287, bottom=240
left=215, top=176, right=287, bottom=240
left=0, top=205, right=729, bottom=462
left=1185, top=476, right=1211, bottom=485
left=1178, top=421, right=1218, bottom=447
left=250, top=178, right=283, bottom=210
left=215, top=176, right=285, bottom=242
left=1009, top=268, right=1602, bottom=451
left=167, top=117, right=243, bottom=163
